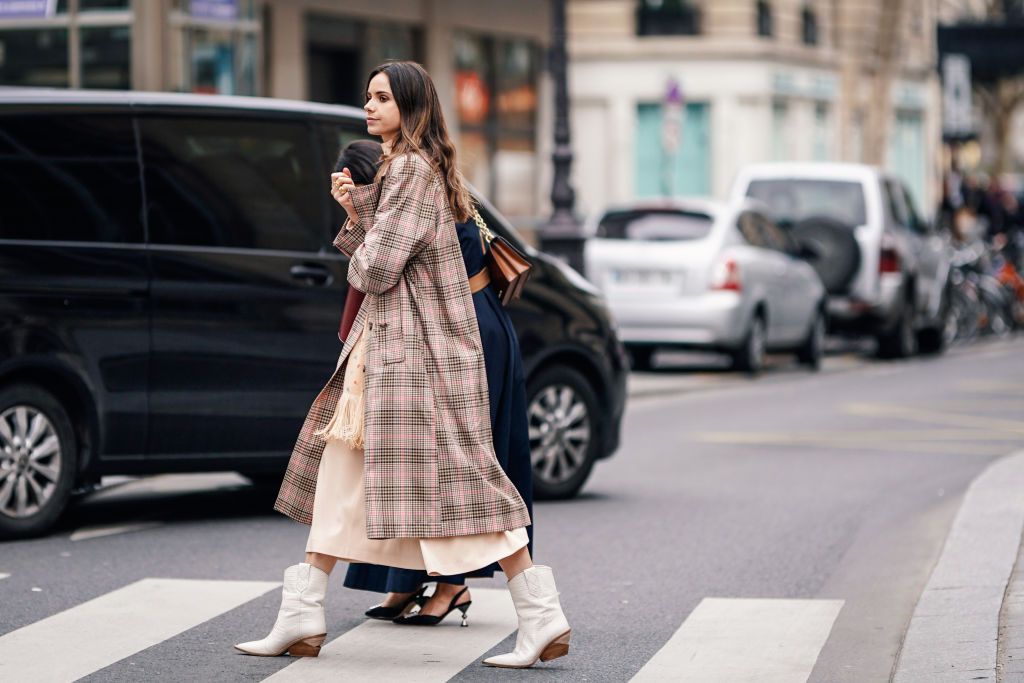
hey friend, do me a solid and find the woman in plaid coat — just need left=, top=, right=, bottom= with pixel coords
left=236, top=61, right=571, bottom=669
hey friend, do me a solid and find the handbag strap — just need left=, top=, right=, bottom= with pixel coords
left=472, top=207, right=496, bottom=255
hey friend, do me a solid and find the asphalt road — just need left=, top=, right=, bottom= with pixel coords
left=1, top=337, right=1023, bottom=682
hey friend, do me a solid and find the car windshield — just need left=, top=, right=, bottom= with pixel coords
left=596, top=209, right=714, bottom=241
left=745, top=179, right=867, bottom=228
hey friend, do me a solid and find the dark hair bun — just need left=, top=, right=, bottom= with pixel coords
left=333, top=140, right=383, bottom=185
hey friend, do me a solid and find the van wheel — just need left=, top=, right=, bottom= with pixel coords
left=877, top=296, right=917, bottom=359
left=796, top=309, right=825, bottom=371
left=917, top=286, right=951, bottom=355
left=732, top=314, right=766, bottom=375
left=528, top=366, right=600, bottom=500
left=0, top=385, right=77, bottom=540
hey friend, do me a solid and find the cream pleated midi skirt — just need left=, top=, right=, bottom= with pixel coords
left=305, top=314, right=528, bottom=576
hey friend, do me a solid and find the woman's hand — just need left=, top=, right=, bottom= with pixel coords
left=330, top=168, right=359, bottom=224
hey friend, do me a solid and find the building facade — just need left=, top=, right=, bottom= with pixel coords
left=567, top=0, right=942, bottom=218
left=0, top=0, right=550, bottom=225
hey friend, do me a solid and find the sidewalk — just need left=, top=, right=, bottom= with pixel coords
left=893, top=449, right=1024, bottom=682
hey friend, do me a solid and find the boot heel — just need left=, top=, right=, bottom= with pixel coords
left=287, top=634, right=326, bottom=657
left=539, top=630, right=571, bottom=662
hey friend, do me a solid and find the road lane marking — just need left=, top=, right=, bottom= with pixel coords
left=631, top=598, right=843, bottom=682
left=0, top=573, right=9, bottom=580
left=958, top=380, right=1023, bottom=394
left=700, top=429, right=1022, bottom=443
left=263, top=588, right=517, bottom=682
left=844, top=403, right=1024, bottom=435
left=0, top=578, right=278, bottom=681
left=70, top=522, right=162, bottom=542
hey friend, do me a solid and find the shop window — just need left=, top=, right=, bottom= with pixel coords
left=0, top=0, right=130, bottom=89
left=0, top=115, right=143, bottom=243
left=0, top=28, right=69, bottom=87
left=306, top=14, right=422, bottom=107
left=802, top=6, right=818, bottom=46
left=80, top=0, right=130, bottom=10
left=636, top=0, right=701, bottom=37
left=82, top=25, right=131, bottom=89
left=756, top=1, right=773, bottom=38
left=140, top=117, right=321, bottom=252
left=171, top=0, right=260, bottom=95
left=455, top=32, right=539, bottom=220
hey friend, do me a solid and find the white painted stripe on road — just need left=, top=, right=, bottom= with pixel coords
left=70, top=522, right=162, bottom=541
left=0, top=573, right=9, bottom=580
left=264, top=588, right=517, bottom=682
left=0, top=578, right=278, bottom=681
left=631, top=598, right=843, bottom=682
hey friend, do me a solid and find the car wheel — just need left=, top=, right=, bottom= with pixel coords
left=527, top=366, right=600, bottom=500
left=917, top=285, right=952, bottom=355
left=877, top=296, right=917, bottom=359
left=732, top=314, right=766, bottom=375
left=796, top=309, right=825, bottom=371
left=0, top=384, right=77, bottom=540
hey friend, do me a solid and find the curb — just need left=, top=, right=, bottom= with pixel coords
left=893, top=449, right=1024, bottom=682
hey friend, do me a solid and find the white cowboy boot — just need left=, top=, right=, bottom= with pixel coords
left=235, top=563, right=329, bottom=657
left=483, top=565, right=571, bottom=669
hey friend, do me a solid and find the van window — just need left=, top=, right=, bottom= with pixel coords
left=746, top=179, right=867, bottom=228
left=0, top=114, right=143, bottom=243
left=140, top=117, right=322, bottom=252
left=597, top=209, right=714, bottom=241
left=319, top=122, right=375, bottom=235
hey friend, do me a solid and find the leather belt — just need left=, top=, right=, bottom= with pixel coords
left=468, top=267, right=491, bottom=294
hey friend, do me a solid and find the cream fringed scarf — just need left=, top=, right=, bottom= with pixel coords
left=315, top=316, right=369, bottom=449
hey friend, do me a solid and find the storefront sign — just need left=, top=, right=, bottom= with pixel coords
left=0, top=0, right=57, bottom=19
left=190, top=0, right=237, bottom=21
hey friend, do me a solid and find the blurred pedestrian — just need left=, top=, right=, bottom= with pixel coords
left=235, top=60, right=570, bottom=670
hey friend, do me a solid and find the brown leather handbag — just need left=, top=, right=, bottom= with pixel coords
left=471, top=208, right=532, bottom=305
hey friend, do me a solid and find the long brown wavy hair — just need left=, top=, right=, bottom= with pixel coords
left=367, top=60, right=472, bottom=223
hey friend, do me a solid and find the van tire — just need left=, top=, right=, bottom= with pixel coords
left=0, top=384, right=77, bottom=540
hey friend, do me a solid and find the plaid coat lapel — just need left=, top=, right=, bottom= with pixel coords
left=275, top=154, right=530, bottom=539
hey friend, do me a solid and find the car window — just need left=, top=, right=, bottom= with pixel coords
left=883, top=179, right=910, bottom=230
left=319, top=122, right=376, bottom=239
left=596, top=209, right=714, bottom=241
left=0, top=113, right=143, bottom=243
left=758, top=214, right=797, bottom=253
left=140, top=116, right=322, bottom=252
left=737, top=211, right=766, bottom=248
left=900, top=183, right=928, bottom=234
left=746, top=179, right=867, bottom=228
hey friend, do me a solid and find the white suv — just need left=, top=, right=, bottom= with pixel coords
left=730, top=163, right=952, bottom=357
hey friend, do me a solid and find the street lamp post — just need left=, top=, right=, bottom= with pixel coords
left=540, top=0, right=585, bottom=274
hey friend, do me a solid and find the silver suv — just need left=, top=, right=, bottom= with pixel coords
left=730, top=163, right=952, bottom=357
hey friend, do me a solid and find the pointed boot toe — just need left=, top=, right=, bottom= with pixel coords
left=482, top=566, right=571, bottom=669
left=234, top=563, right=329, bottom=657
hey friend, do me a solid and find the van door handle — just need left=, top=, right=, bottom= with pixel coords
left=290, top=263, right=333, bottom=286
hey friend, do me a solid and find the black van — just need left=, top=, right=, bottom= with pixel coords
left=0, top=89, right=627, bottom=539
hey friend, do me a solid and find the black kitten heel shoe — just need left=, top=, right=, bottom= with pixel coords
left=393, top=586, right=472, bottom=627
left=364, top=585, right=428, bottom=620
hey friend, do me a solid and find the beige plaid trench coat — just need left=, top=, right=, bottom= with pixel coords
left=274, top=152, right=531, bottom=539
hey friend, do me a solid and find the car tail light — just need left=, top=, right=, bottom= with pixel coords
left=711, top=257, right=742, bottom=292
left=879, top=234, right=900, bottom=274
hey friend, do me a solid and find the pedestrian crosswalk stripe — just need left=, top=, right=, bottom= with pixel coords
left=263, top=588, right=517, bottom=682
left=630, top=598, right=844, bottom=682
left=0, top=578, right=278, bottom=682
left=0, top=573, right=9, bottom=580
